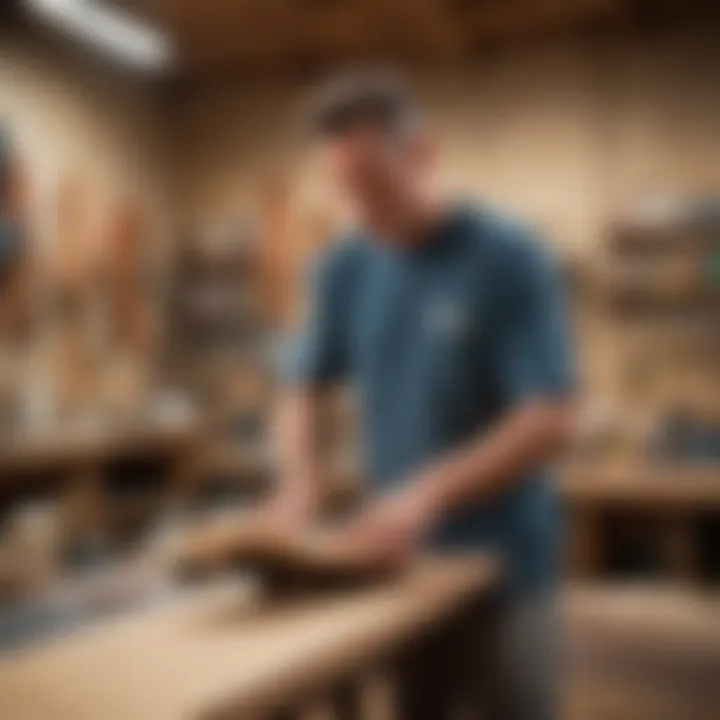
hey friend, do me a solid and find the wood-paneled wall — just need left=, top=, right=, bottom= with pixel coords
left=173, top=24, right=720, bottom=254
left=171, top=23, right=720, bottom=426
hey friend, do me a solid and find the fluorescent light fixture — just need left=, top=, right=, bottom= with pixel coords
left=25, top=0, right=175, bottom=73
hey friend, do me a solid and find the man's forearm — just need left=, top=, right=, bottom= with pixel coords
left=416, top=399, right=576, bottom=517
left=273, top=390, right=321, bottom=512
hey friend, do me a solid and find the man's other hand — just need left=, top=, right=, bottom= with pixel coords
left=258, top=486, right=317, bottom=537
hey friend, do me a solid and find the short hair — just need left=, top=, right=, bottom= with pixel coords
left=303, top=71, right=421, bottom=140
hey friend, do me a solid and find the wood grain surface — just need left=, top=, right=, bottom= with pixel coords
left=0, top=555, right=498, bottom=720
left=561, top=464, right=720, bottom=509
left=0, top=419, right=198, bottom=479
left=178, top=512, right=401, bottom=588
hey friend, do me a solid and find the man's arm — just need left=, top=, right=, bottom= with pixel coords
left=348, top=398, right=575, bottom=570
left=412, top=397, right=575, bottom=520
left=271, top=388, right=322, bottom=522
left=427, top=229, right=577, bottom=510
left=269, top=247, right=353, bottom=525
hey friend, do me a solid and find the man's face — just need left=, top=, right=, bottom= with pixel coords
left=313, top=125, right=430, bottom=236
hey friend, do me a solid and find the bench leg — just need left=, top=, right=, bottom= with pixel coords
left=266, top=677, right=364, bottom=720
left=328, top=677, right=364, bottom=720
left=393, top=591, right=508, bottom=720
left=465, top=593, right=507, bottom=719
left=393, top=620, right=464, bottom=720
left=267, top=708, right=303, bottom=720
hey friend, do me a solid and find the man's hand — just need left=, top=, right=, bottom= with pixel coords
left=342, top=483, right=440, bottom=571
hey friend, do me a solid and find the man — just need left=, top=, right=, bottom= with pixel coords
left=272, top=73, right=576, bottom=719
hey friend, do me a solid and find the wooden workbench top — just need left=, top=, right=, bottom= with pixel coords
left=0, top=555, right=498, bottom=720
left=560, top=463, right=720, bottom=508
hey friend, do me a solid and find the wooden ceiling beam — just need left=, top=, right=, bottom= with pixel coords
left=460, top=0, right=625, bottom=37
left=120, top=0, right=714, bottom=72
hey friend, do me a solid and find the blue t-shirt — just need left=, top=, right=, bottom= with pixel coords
left=285, top=204, right=575, bottom=597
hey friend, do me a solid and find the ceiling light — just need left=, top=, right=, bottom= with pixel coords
left=25, top=0, right=174, bottom=73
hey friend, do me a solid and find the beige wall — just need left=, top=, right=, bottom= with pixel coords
left=174, top=24, right=720, bottom=256
left=170, top=25, right=720, bottom=417
left=0, top=29, right=177, bottom=417
left=0, top=30, right=173, bottom=264
left=2, top=23, right=718, bottom=261
left=1, top=22, right=717, bottom=422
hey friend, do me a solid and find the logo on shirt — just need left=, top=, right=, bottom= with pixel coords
left=425, top=298, right=468, bottom=340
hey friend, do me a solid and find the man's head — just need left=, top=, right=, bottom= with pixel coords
left=304, top=71, right=437, bottom=240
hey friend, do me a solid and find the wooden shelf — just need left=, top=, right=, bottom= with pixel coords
left=0, top=419, right=200, bottom=481
left=610, top=210, right=720, bottom=256
left=0, top=420, right=203, bottom=600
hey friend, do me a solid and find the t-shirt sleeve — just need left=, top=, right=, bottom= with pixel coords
left=495, top=232, right=575, bottom=405
left=279, top=251, right=349, bottom=386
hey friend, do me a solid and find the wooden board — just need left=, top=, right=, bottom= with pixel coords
left=0, top=555, right=498, bottom=720
left=178, top=513, right=409, bottom=592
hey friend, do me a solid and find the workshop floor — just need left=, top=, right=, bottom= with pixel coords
left=311, top=585, right=720, bottom=720
left=563, top=585, right=720, bottom=720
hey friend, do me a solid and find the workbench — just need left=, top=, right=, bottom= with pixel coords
left=0, top=417, right=201, bottom=544
left=0, top=418, right=200, bottom=480
left=0, top=555, right=501, bottom=720
left=562, top=464, right=720, bottom=584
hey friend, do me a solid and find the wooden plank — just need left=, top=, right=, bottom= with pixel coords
left=0, top=555, right=498, bottom=720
